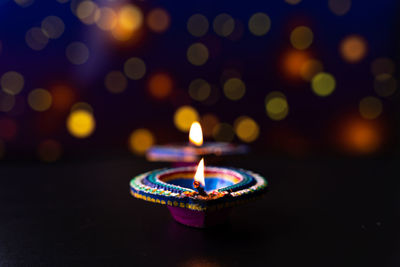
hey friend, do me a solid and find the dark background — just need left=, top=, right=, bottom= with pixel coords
left=0, top=0, right=400, bottom=266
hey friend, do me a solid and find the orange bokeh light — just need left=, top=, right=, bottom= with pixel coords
left=148, top=73, right=173, bottom=99
left=50, top=85, right=76, bottom=111
left=339, top=117, right=382, bottom=154
left=282, top=50, right=311, bottom=78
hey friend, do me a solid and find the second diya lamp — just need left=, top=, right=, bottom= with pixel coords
left=130, top=158, right=268, bottom=228
left=146, top=122, right=248, bottom=166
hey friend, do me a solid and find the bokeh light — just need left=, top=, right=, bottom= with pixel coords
left=282, top=50, right=310, bottom=78
left=300, top=59, right=323, bottom=81
left=28, top=88, right=52, bottom=112
left=71, top=102, right=93, bottom=113
left=200, top=113, right=219, bottom=137
left=25, top=27, right=49, bottom=51
left=129, top=128, right=155, bottom=155
left=339, top=117, right=382, bottom=155
left=248, top=13, right=271, bottom=36
left=265, top=91, right=289, bottom=121
left=234, top=116, right=260, bottom=142
left=0, top=117, right=17, bottom=140
left=285, top=0, right=301, bottom=4
left=67, top=110, right=95, bottom=138
left=173, top=106, right=199, bottom=132
left=148, top=73, right=173, bottom=99
left=340, top=35, right=367, bottom=63
left=124, top=57, right=146, bottom=80
left=213, top=13, right=235, bottom=37
left=105, top=71, right=127, bottom=94
left=187, top=43, right=209, bottom=66
left=96, top=7, right=117, bottom=31
left=213, top=122, right=234, bottom=142
left=223, top=78, right=246, bottom=101
left=147, top=8, right=170, bottom=33
left=37, top=139, right=62, bottom=162
left=359, top=96, right=382, bottom=120
left=76, top=0, right=100, bottom=25
left=1, top=71, right=24, bottom=95
left=0, top=92, right=15, bottom=112
left=41, top=16, right=65, bottom=39
left=374, top=74, right=396, bottom=97
left=311, top=72, right=336, bottom=97
left=290, top=26, right=313, bottom=50
left=188, top=79, right=211, bottom=101
left=66, top=42, right=90, bottom=65
left=187, top=14, right=209, bottom=37
left=118, top=4, right=143, bottom=32
left=14, top=0, right=34, bottom=8
left=329, top=0, right=352, bottom=16
left=371, top=57, right=395, bottom=76
left=51, top=85, right=75, bottom=111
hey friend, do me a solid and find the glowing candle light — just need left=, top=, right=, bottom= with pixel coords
left=189, top=121, right=203, bottom=146
left=194, top=158, right=205, bottom=186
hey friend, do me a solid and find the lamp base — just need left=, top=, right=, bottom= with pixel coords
left=167, top=206, right=231, bottom=228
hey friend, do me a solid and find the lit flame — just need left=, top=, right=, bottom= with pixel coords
left=189, top=121, right=203, bottom=146
left=194, top=158, right=205, bottom=186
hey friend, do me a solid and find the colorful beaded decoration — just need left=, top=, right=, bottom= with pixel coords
left=130, top=166, right=268, bottom=211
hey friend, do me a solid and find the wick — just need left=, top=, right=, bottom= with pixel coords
left=193, top=181, right=207, bottom=196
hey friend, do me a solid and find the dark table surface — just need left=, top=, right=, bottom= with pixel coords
left=0, top=154, right=398, bottom=267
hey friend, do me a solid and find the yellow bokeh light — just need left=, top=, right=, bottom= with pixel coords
left=223, top=78, right=246, bottom=101
left=28, top=88, right=52, bottom=112
left=76, top=1, right=100, bottom=25
left=189, top=122, right=203, bottom=146
left=124, top=57, right=146, bottom=80
left=374, top=74, right=396, bottom=97
left=213, top=13, right=235, bottom=37
left=188, top=79, right=211, bottom=101
left=187, top=14, right=209, bottom=37
left=25, top=27, right=49, bottom=51
left=129, top=128, right=155, bottom=155
left=329, top=0, right=351, bottom=16
left=147, top=8, right=170, bottom=33
left=187, top=43, right=209, bottom=66
left=96, top=7, right=117, bottom=31
left=371, top=57, right=395, bottom=76
left=118, top=4, right=143, bottom=32
left=66, top=42, right=90, bottom=65
left=71, top=102, right=93, bottom=113
left=1, top=71, right=24, bottom=95
left=104, top=71, right=127, bottom=94
left=37, top=139, right=62, bottom=162
left=173, top=106, right=199, bottom=132
left=300, top=59, right=323, bottom=81
left=234, top=116, right=259, bottom=143
left=311, top=72, right=336, bottom=97
left=290, top=26, right=313, bottom=50
left=359, top=96, right=382, bottom=120
left=265, top=92, right=289, bottom=121
left=67, top=110, right=95, bottom=138
left=212, top=123, right=234, bottom=142
left=340, top=35, right=367, bottom=63
left=0, top=92, right=15, bottom=112
left=248, top=13, right=271, bottom=36
left=41, top=16, right=65, bottom=39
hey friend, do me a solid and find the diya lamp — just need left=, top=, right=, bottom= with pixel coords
left=146, top=121, right=248, bottom=165
left=130, top=157, right=268, bottom=228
